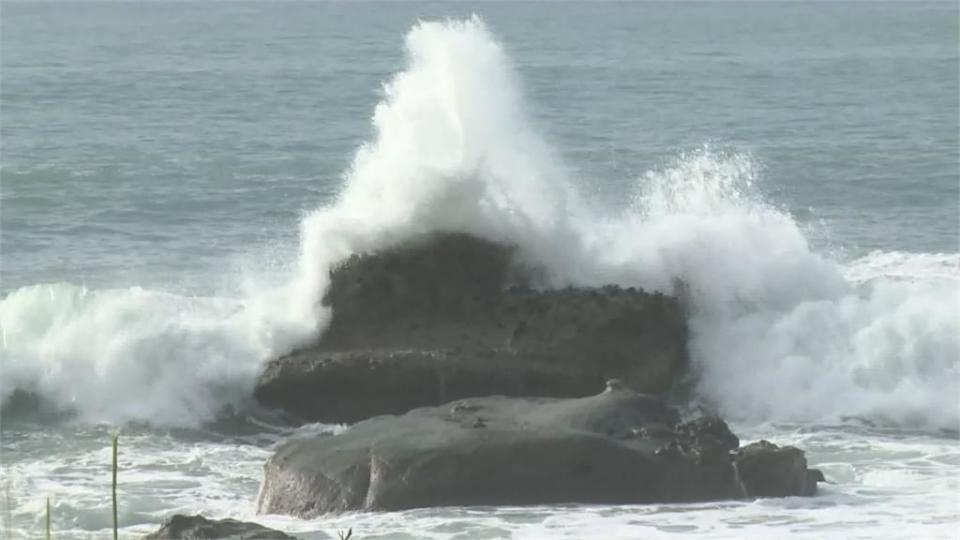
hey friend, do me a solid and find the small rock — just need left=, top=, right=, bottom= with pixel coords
left=676, top=415, right=740, bottom=453
left=735, top=440, right=824, bottom=497
left=143, top=515, right=295, bottom=539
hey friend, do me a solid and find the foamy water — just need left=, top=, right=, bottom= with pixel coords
left=2, top=6, right=958, bottom=539
left=3, top=420, right=957, bottom=539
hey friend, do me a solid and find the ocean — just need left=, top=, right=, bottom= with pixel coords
left=1, top=2, right=958, bottom=538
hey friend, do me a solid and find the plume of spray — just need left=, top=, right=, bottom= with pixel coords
left=614, top=150, right=959, bottom=430
left=293, top=16, right=590, bottom=301
left=0, top=16, right=582, bottom=426
left=285, top=16, right=960, bottom=431
left=1, top=16, right=956, bottom=432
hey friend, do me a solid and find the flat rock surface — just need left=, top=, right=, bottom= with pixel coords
left=257, top=385, right=822, bottom=517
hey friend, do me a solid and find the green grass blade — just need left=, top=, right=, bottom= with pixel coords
left=112, top=433, right=118, bottom=540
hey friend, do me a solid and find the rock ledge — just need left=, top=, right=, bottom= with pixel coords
left=254, top=233, right=687, bottom=423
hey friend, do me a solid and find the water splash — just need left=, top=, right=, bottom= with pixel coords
left=1, top=17, right=956, bottom=431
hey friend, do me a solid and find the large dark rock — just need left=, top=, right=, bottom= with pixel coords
left=735, top=440, right=824, bottom=497
left=143, top=514, right=295, bottom=539
left=256, top=384, right=823, bottom=517
left=254, top=233, right=687, bottom=423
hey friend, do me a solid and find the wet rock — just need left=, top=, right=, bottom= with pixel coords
left=676, top=415, right=740, bottom=454
left=143, top=514, right=295, bottom=539
left=253, top=349, right=595, bottom=424
left=254, top=233, right=687, bottom=423
left=257, top=386, right=742, bottom=517
left=735, top=440, right=824, bottom=497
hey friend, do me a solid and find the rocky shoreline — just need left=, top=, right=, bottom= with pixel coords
left=147, top=232, right=824, bottom=538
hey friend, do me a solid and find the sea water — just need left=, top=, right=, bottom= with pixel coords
left=1, top=3, right=958, bottom=539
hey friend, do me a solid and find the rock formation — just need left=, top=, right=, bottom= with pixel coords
left=254, top=233, right=687, bottom=423
left=735, top=440, right=824, bottom=497
left=252, top=233, right=823, bottom=516
left=257, top=384, right=823, bottom=517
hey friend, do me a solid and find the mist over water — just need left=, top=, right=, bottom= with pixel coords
left=1, top=4, right=958, bottom=538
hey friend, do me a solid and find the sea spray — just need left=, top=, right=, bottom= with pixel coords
left=0, top=285, right=270, bottom=425
left=295, top=15, right=583, bottom=294
left=607, top=149, right=959, bottom=429
left=0, top=17, right=956, bottom=432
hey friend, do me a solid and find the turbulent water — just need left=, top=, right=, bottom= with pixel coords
left=2, top=2, right=958, bottom=539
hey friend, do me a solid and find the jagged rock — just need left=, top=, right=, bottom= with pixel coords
left=143, top=514, right=295, bottom=539
left=258, top=384, right=820, bottom=517
left=676, top=415, right=740, bottom=454
left=735, top=440, right=823, bottom=497
left=254, top=233, right=687, bottom=423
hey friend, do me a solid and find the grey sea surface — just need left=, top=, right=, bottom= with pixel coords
left=1, top=2, right=958, bottom=539
left=3, top=2, right=957, bottom=292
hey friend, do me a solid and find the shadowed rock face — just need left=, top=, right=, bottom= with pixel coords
left=143, top=515, right=295, bottom=539
left=735, top=441, right=823, bottom=497
left=256, top=386, right=823, bottom=516
left=254, top=233, right=688, bottom=423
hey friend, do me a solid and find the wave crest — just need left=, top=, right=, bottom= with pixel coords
left=2, top=17, right=956, bottom=431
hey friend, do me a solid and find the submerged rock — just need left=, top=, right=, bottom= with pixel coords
left=254, top=233, right=688, bottom=423
left=256, top=384, right=823, bottom=517
left=143, top=514, right=295, bottom=539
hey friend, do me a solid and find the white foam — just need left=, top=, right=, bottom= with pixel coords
left=844, top=250, right=959, bottom=284
left=1, top=284, right=267, bottom=425
left=295, top=16, right=583, bottom=287
left=5, top=423, right=958, bottom=539
left=1, top=17, right=957, bottom=432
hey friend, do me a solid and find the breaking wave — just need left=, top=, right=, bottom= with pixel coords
left=1, top=17, right=956, bottom=430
